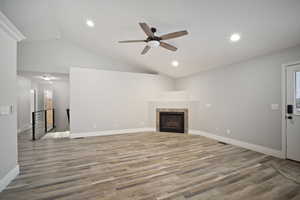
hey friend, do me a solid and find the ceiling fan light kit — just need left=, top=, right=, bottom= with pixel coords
left=119, top=22, right=188, bottom=55
left=148, top=40, right=160, bottom=48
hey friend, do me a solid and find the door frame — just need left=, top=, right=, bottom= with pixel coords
left=281, top=61, right=300, bottom=159
left=30, top=89, right=36, bottom=124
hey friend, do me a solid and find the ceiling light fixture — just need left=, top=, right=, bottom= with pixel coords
left=43, top=77, right=51, bottom=81
left=147, top=40, right=160, bottom=48
left=86, top=19, right=95, bottom=27
left=40, top=75, right=56, bottom=81
left=172, top=60, right=179, bottom=67
left=230, top=33, right=241, bottom=42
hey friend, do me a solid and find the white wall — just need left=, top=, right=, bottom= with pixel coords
left=18, top=39, right=155, bottom=74
left=53, top=80, right=69, bottom=132
left=0, top=12, right=23, bottom=191
left=70, top=68, right=174, bottom=134
left=17, top=76, right=31, bottom=133
left=176, top=45, right=300, bottom=151
left=0, top=25, right=18, bottom=183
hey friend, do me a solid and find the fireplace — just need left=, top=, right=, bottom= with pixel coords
left=159, top=112, right=184, bottom=133
left=156, top=108, right=188, bottom=133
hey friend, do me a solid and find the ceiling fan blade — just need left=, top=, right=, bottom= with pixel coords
left=160, top=30, right=188, bottom=40
left=160, top=42, right=177, bottom=51
left=141, top=45, right=151, bottom=55
left=119, top=40, right=146, bottom=43
left=139, top=23, right=154, bottom=37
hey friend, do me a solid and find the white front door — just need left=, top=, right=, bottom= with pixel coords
left=286, top=64, right=300, bottom=161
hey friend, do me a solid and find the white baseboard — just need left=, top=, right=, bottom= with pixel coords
left=70, top=128, right=283, bottom=158
left=70, top=128, right=155, bottom=138
left=189, top=129, right=284, bottom=159
left=18, top=124, right=31, bottom=134
left=0, top=165, right=19, bottom=192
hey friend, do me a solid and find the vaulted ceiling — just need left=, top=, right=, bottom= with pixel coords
left=1, top=0, right=300, bottom=77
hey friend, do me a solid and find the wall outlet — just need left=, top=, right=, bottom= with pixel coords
left=93, top=124, right=97, bottom=129
left=226, top=129, right=231, bottom=135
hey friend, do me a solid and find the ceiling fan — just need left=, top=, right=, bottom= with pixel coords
left=119, top=23, right=188, bottom=55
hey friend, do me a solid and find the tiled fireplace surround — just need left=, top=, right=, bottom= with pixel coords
left=148, top=91, right=198, bottom=134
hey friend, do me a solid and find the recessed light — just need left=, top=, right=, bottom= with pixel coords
left=172, top=60, right=179, bottom=67
left=230, top=33, right=241, bottom=42
left=44, top=77, right=51, bottom=81
left=86, top=19, right=95, bottom=27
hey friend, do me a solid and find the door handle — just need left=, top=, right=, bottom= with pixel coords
left=286, top=116, right=293, bottom=120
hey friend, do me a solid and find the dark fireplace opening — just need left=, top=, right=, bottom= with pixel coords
left=159, top=112, right=184, bottom=133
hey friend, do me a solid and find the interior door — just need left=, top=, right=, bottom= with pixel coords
left=286, top=64, right=300, bottom=161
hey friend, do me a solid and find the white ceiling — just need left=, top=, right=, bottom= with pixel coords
left=1, top=0, right=300, bottom=78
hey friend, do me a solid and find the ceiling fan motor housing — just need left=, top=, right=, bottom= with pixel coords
left=151, top=27, right=157, bottom=33
left=147, top=27, right=161, bottom=42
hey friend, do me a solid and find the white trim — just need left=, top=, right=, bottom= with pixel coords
left=0, top=165, right=19, bottom=192
left=282, top=64, right=288, bottom=159
left=70, top=128, right=155, bottom=138
left=0, top=11, right=25, bottom=41
left=189, top=130, right=284, bottom=158
left=281, top=61, right=300, bottom=160
left=17, top=124, right=32, bottom=134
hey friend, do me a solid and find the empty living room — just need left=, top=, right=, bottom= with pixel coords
left=1, top=0, right=300, bottom=199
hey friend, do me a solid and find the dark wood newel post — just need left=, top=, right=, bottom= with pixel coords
left=45, top=110, right=47, bottom=133
left=32, top=112, right=35, bottom=140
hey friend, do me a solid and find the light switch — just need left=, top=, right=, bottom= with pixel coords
left=0, top=105, right=12, bottom=115
left=271, top=104, right=279, bottom=110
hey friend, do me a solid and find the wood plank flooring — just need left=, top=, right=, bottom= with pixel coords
left=1, top=131, right=300, bottom=200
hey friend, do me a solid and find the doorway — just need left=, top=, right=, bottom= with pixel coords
left=283, top=62, right=300, bottom=162
left=44, top=89, right=54, bottom=132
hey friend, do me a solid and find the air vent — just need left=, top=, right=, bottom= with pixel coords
left=218, top=141, right=228, bottom=145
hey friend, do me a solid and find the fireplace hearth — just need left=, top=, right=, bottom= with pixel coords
left=156, top=108, right=188, bottom=133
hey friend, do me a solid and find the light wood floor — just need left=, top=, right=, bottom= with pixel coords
left=1, top=131, right=300, bottom=200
